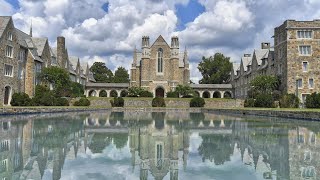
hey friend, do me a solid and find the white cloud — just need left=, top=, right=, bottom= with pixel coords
left=0, top=0, right=14, bottom=16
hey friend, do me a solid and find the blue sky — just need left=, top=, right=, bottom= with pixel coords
left=1, top=0, right=320, bottom=82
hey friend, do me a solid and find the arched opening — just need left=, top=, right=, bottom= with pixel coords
left=195, top=91, right=200, bottom=97
left=120, top=90, right=128, bottom=97
left=88, top=118, right=95, bottom=126
left=4, top=86, right=11, bottom=105
left=88, top=90, right=96, bottom=97
left=224, top=91, right=232, bottom=99
left=110, top=90, right=118, bottom=97
left=99, top=90, right=108, bottom=97
left=203, top=91, right=210, bottom=98
left=155, top=87, right=165, bottom=97
left=98, top=119, right=106, bottom=126
left=212, top=91, right=221, bottom=98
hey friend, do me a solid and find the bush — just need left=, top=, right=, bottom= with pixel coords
left=110, top=97, right=124, bottom=107
left=190, top=97, right=205, bottom=107
left=127, top=87, right=143, bottom=97
left=279, top=94, right=299, bottom=108
left=254, top=94, right=274, bottom=108
left=152, top=97, right=166, bottom=107
left=182, top=94, right=194, bottom=98
left=166, top=91, right=179, bottom=98
left=139, top=90, right=153, bottom=97
left=305, top=93, right=320, bottom=108
left=56, top=97, right=69, bottom=106
left=70, top=82, right=84, bottom=98
left=11, top=93, right=31, bottom=106
left=272, top=90, right=282, bottom=101
left=244, top=98, right=255, bottom=107
left=74, top=97, right=90, bottom=106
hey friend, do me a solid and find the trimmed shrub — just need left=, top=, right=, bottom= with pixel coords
left=279, top=94, right=299, bottom=108
left=139, top=90, right=153, bottom=97
left=306, top=93, right=320, bottom=108
left=74, top=97, right=90, bottom=106
left=254, top=94, right=274, bottom=108
left=110, top=97, right=124, bottom=107
left=190, top=97, right=205, bottom=107
left=152, top=97, right=166, bottom=107
left=120, top=91, right=128, bottom=97
left=166, top=91, right=179, bottom=98
left=244, top=98, right=255, bottom=107
left=11, top=93, right=31, bottom=106
left=56, top=98, right=69, bottom=106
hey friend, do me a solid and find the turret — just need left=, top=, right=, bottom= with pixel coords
left=171, top=36, right=179, bottom=58
left=142, top=36, right=150, bottom=59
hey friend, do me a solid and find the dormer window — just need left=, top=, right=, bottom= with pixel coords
left=7, top=32, right=12, bottom=41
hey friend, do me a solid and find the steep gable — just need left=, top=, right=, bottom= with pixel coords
left=0, top=16, right=11, bottom=38
left=150, top=35, right=170, bottom=48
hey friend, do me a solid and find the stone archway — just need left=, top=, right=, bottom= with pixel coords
left=88, top=90, right=97, bottom=97
left=224, top=91, right=232, bottom=99
left=155, top=87, right=165, bottom=97
left=195, top=91, right=200, bottom=97
left=212, top=91, right=221, bottom=98
left=4, top=86, right=11, bottom=105
left=110, top=90, right=118, bottom=97
left=99, top=90, right=108, bottom=97
left=203, top=91, right=210, bottom=98
left=120, top=90, right=128, bottom=97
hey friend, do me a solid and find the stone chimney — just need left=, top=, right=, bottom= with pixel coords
left=261, top=42, right=270, bottom=49
left=57, top=36, right=66, bottom=68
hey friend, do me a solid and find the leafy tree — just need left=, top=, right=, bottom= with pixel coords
left=70, top=82, right=84, bottom=97
left=114, top=67, right=130, bottom=83
left=175, top=84, right=194, bottom=97
left=38, top=66, right=71, bottom=97
left=198, top=53, right=232, bottom=84
left=90, top=62, right=114, bottom=83
left=250, top=75, right=280, bottom=95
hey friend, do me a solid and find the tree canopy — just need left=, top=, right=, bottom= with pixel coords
left=90, top=62, right=114, bottom=83
left=198, top=53, right=232, bottom=84
left=114, top=67, right=130, bottom=83
left=250, top=75, right=280, bottom=94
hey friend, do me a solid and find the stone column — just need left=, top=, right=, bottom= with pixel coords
left=117, top=90, right=121, bottom=97
left=96, top=90, right=100, bottom=97
left=220, top=91, right=225, bottom=98
left=199, top=91, right=203, bottom=98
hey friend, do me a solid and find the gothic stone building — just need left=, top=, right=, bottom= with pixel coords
left=130, top=35, right=190, bottom=97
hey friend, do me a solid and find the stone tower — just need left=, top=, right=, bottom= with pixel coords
left=57, top=36, right=66, bottom=68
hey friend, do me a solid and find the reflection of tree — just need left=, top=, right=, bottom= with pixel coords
left=113, top=133, right=128, bottom=149
left=198, top=134, right=233, bottom=165
left=190, top=113, right=205, bottom=126
left=89, top=133, right=112, bottom=153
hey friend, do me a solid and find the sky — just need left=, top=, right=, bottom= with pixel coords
left=1, top=0, right=320, bottom=83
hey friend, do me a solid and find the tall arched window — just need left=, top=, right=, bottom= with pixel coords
left=157, top=48, right=163, bottom=73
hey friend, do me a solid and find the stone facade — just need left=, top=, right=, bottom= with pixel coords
left=130, top=36, right=190, bottom=97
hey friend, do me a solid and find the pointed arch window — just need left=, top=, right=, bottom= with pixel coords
left=157, top=48, right=163, bottom=73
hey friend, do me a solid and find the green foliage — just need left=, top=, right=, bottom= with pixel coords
left=152, top=97, right=166, bottom=107
left=139, top=90, right=153, bottom=97
left=32, top=85, right=56, bottom=106
left=120, top=90, right=128, bottom=97
left=90, top=62, right=114, bottom=83
left=113, top=67, right=130, bottom=83
left=250, top=75, right=280, bottom=95
left=38, top=66, right=71, bottom=97
left=166, top=91, right=179, bottom=98
left=305, top=93, right=320, bottom=108
left=127, top=87, right=144, bottom=97
left=74, top=97, right=90, bottom=106
left=279, top=94, right=299, bottom=108
left=254, top=94, right=274, bottom=108
left=55, top=97, right=69, bottom=106
left=110, top=90, right=118, bottom=97
left=244, top=98, right=255, bottom=107
left=198, top=53, right=232, bottom=84
left=11, top=93, right=31, bottom=106
left=110, top=97, right=124, bottom=107
left=70, top=82, right=84, bottom=98
left=99, top=90, right=108, bottom=97
left=190, top=97, right=205, bottom=107
left=175, top=84, right=194, bottom=97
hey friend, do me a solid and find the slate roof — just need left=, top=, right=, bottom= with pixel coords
left=232, top=63, right=240, bottom=74
left=15, top=28, right=31, bottom=48
left=0, top=16, right=11, bottom=38
left=241, top=55, right=252, bottom=72
left=69, top=56, right=79, bottom=70
left=254, top=49, right=269, bottom=66
left=31, top=38, right=47, bottom=56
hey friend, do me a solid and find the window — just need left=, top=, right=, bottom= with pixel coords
left=157, top=48, right=163, bottom=73
left=7, top=32, right=12, bottom=41
left=18, top=49, right=25, bottom=61
left=0, top=140, right=9, bottom=152
left=301, top=166, right=315, bottom=178
left=299, top=46, right=311, bottom=55
left=34, top=62, right=42, bottom=85
left=5, top=46, right=13, bottom=58
left=297, top=30, right=312, bottom=39
left=297, top=79, right=303, bottom=88
left=304, top=151, right=311, bottom=161
left=309, top=78, right=314, bottom=89
left=156, top=143, right=163, bottom=168
left=4, top=64, right=13, bottom=77
left=302, top=62, right=308, bottom=72
left=298, top=134, right=305, bottom=143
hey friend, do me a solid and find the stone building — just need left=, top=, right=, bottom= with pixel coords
left=130, top=35, right=190, bottom=97
left=232, top=20, right=320, bottom=101
left=0, top=16, right=95, bottom=106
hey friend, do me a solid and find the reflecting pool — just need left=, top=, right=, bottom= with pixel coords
left=0, top=111, right=319, bottom=180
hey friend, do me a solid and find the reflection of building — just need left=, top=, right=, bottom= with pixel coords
left=288, top=127, right=319, bottom=180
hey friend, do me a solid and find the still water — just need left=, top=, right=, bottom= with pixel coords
left=0, top=111, right=318, bottom=180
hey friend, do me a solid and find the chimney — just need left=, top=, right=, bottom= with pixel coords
left=57, top=36, right=66, bottom=68
left=261, top=42, right=270, bottom=49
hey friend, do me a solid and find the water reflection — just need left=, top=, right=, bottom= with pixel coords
left=0, top=111, right=319, bottom=180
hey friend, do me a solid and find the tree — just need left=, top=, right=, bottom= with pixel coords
left=114, top=67, right=130, bottom=83
left=250, top=75, right=280, bottom=95
left=175, top=84, right=194, bottom=97
left=90, top=62, right=114, bottom=83
left=198, top=53, right=232, bottom=84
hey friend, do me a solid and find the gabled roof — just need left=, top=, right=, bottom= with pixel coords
left=15, top=28, right=31, bottom=48
left=150, top=35, right=170, bottom=48
left=241, top=55, right=252, bottom=72
left=232, top=63, right=240, bottom=74
left=31, top=38, right=48, bottom=56
left=0, top=16, right=11, bottom=38
left=69, top=56, right=79, bottom=70
left=254, top=49, right=269, bottom=66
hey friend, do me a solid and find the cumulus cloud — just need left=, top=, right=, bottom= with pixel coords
left=0, top=0, right=14, bottom=16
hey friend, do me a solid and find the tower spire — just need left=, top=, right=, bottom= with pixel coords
left=30, top=20, right=33, bottom=37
